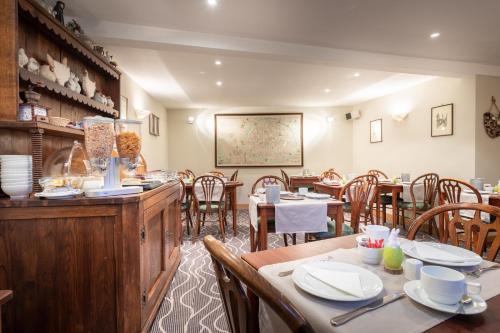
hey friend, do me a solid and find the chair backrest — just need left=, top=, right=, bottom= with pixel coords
left=252, top=175, right=289, bottom=194
left=209, top=170, right=225, bottom=177
left=280, top=169, right=290, bottom=187
left=193, top=176, right=225, bottom=213
left=320, top=170, right=342, bottom=180
left=179, top=178, right=186, bottom=203
left=409, top=173, right=439, bottom=211
left=368, top=169, right=388, bottom=179
left=439, top=178, right=482, bottom=204
left=178, top=171, right=189, bottom=179
left=203, top=235, right=315, bottom=333
left=185, top=169, right=196, bottom=179
left=230, top=169, right=239, bottom=181
left=339, top=174, right=378, bottom=233
left=407, top=203, right=500, bottom=261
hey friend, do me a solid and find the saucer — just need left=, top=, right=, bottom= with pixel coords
left=404, top=280, right=487, bottom=315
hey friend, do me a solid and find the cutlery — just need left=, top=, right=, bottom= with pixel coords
left=465, top=265, right=500, bottom=278
left=330, top=292, right=406, bottom=326
left=278, top=256, right=334, bottom=277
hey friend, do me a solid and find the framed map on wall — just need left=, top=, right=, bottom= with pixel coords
left=215, top=113, right=303, bottom=167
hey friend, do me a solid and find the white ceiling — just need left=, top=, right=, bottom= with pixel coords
left=64, top=0, right=500, bottom=108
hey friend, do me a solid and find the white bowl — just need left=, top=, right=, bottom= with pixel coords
left=1, top=183, right=32, bottom=199
left=358, top=245, right=383, bottom=265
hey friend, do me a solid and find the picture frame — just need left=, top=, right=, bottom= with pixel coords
left=119, top=95, right=128, bottom=119
left=149, top=114, right=160, bottom=136
left=370, top=118, right=382, bottom=143
left=431, top=103, right=454, bottom=137
left=214, top=113, right=303, bottom=167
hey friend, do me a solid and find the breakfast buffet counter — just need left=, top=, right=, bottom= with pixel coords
left=0, top=181, right=182, bottom=333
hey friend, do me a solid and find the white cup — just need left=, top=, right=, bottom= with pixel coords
left=420, top=266, right=481, bottom=305
left=360, top=225, right=390, bottom=245
left=298, top=187, right=308, bottom=195
left=404, top=258, right=423, bottom=280
left=484, top=184, right=493, bottom=193
left=358, top=245, right=383, bottom=265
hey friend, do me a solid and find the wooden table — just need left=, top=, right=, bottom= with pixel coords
left=185, top=181, right=244, bottom=235
left=251, top=199, right=344, bottom=252
left=0, top=290, right=13, bottom=333
left=289, top=176, right=321, bottom=192
left=313, top=181, right=403, bottom=227
left=242, top=235, right=500, bottom=332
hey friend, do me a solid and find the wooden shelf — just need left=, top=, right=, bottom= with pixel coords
left=18, top=0, right=121, bottom=80
left=0, top=120, right=84, bottom=139
left=20, top=68, right=119, bottom=118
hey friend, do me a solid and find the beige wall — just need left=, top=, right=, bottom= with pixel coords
left=475, top=75, right=500, bottom=184
left=120, top=73, right=168, bottom=170
left=352, top=76, right=477, bottom=181
left=167, top=107, right=353, bottom=203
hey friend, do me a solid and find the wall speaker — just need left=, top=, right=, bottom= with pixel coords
left=345, top=110, right=361, bottom=120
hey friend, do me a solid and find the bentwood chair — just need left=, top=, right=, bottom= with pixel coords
left=438, top=178, right=483, bottom=242
left=280, top=169, right=290, bottom=188
left=396, top=173, right=439, bottom=231
left=177, top=171, right=189, bottom=179
left=203, top=236, right=315, bottom=333
left=193, top=175, right=226, bottom=241
left=209, top=170, right=225, bottom=177
left=230, top=169, right=239, bottom=181
left=250, top=175, right=296, bottom=249
left=179, top=179, right=193, bottom=237
left=224, top=169, right=240, bottom=227
left=368, top=169, right=392, bottom=225
left=407, top=203, right=500, bottom=261
left=185, top=169, right=196, bottom=179
left=320, top=170, right=342, bottom=180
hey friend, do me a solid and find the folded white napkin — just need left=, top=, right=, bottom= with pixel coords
left=306, top=267, right=365, bottom=298
left=414, top=242, right=467, bottom=263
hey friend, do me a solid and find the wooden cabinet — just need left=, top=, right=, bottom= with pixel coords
left=0, top=182, right=181, bottom=333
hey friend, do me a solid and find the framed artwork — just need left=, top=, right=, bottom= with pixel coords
left=149, top=114, right=160, bottom=136
left=119, top=95, right=128, bottom=119
left=370, top=119, right=382, bottom=143
left=214, top=113, right=303, bottom=167
left=431, top=103, right=453, bottom=137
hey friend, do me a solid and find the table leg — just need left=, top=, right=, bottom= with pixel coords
left=259, top=211, right=268, bottom=251
left=376, top=195, right=380, bottom=225
left=335, top=206, right=344, bottom=237
left=250, top=224, right=256, bottom=252
left=391, top=188, right=399, bottom=229
left=231, top=188, right=237, bottom=236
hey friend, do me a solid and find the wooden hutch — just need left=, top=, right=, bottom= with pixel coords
left=0, top=0, right=181, bottom=332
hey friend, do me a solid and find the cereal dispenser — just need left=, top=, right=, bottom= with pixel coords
left=115, top=119, right=142, bottom=173
left=83, top=116, right=142, bottom=197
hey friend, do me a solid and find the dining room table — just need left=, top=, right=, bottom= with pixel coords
left=241, top=235, right=500, bottom=333
left=249, top=196, right=344, bottom=252
left=289, top=175, right=321, bottom=192
left=184, top=180, right=244, bottom=235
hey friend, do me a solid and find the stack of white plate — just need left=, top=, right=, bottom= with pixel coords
left=0, top=155, right=33, bottom=199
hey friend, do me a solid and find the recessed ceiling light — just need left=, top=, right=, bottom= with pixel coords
left=323, top=88, right=331, bottom=93
left=199, top=71, right=206, bottom=75
left=430, top=32, right=441, bottom=39
left=214, top=60, right=222, bottom=66
left=207, top=0, right=218, bottom=7
left=216, top=80, right=223, bottom=86
left=353, top=72, right=360, bottom=77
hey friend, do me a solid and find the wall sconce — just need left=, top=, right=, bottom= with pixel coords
left=327, top=116, right=335, bottom=123
left=135, top=108, right=151, bottom=120
left=187, top=116, right=195, bottom=124
left=391, top=111, right=409, bottom=122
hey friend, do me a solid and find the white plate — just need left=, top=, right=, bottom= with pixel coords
left=401, top=241, right=482, bottom=267
left=305, top=193, right=331, bottom=199
left=34, top=189, right=82, bottom=199
left=292, top=261, right=383, bottom=301
left=404, top=280, right=487, bottom=315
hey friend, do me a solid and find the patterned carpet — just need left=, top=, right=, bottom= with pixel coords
left=150, top=210, right=299, bottom=333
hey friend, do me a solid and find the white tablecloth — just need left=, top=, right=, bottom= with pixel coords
left=249, top=196, right=328, bottom=233
left=460, top=192, right=492, bottom=222
left=258, top=241, right=500, bottom=333
left=402, top=182, right=425, bottom=203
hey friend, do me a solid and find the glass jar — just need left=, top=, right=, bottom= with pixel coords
left=115, top=119, right=142, bottom=172
left=83, top=116, right=115, bottom=175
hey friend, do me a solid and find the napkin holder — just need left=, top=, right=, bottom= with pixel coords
left=265, top=184, right=281, bottom=204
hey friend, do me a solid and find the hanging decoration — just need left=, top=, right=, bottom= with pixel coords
left=483, top=96, right=500, bottom=138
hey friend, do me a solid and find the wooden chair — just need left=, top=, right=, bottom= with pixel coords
left=368, top=169, right=392, bottom=224
left=396, top=173, right=439, bottom=230
left=0, top=290, right=13, bottom=333
left=407, top=203, right=500, bottom=261
left=177, top=171, right=189, bottom=179
left=250, top=176, right=295, bottom=249
left=280, top=169, right=290, bottom=188
left=209, top=170, right=225, bottom=177
left=203, top=235, right=314, bottom=333
left=438, top=178, right=483, bottom=241
left=320, top=170, right=342, bottom=180
left=367, top=169, right=388, bottom=179
left=185, top=169, right=196, bottom=179
left=339, top=174, right=378, bottom=233
left=230, top=169, right=239, bottom=181
left=193, top=175, right=227, bottom=242
left=179, top=179, right=193, bottom=237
